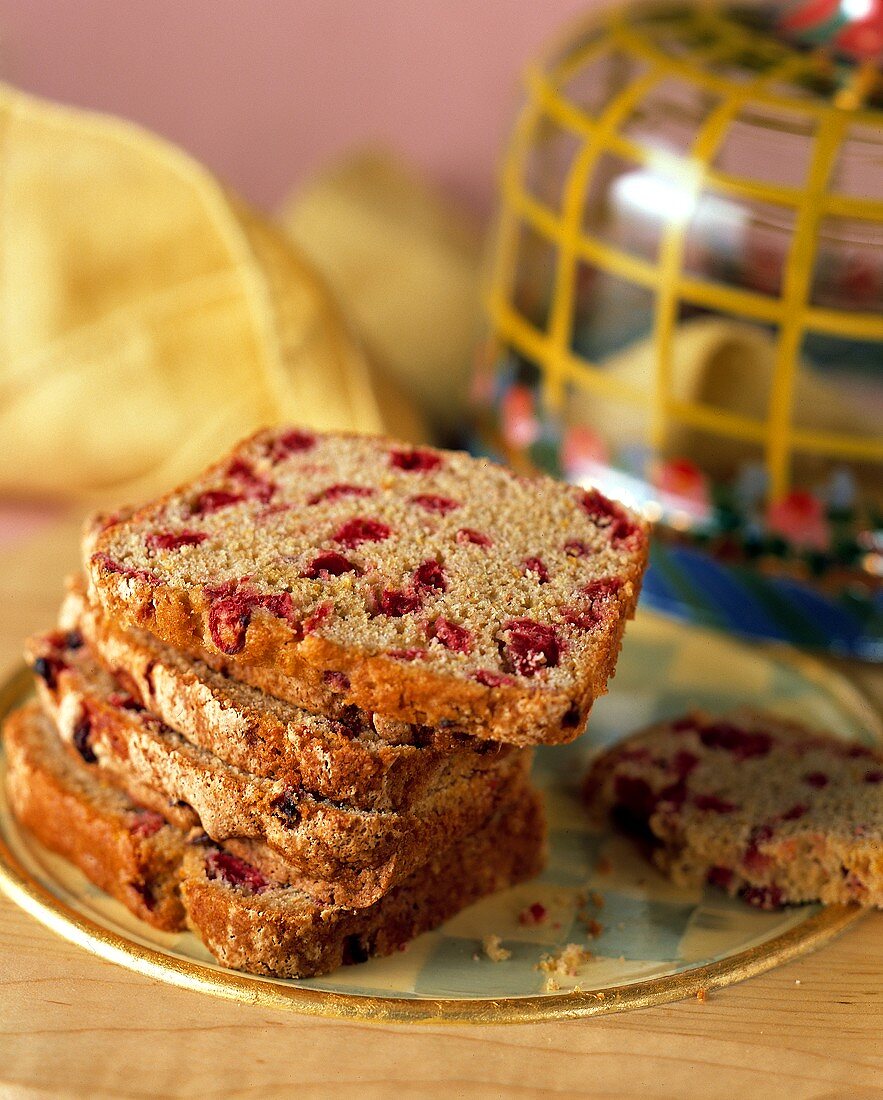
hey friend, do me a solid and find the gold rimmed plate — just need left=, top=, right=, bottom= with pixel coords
left=0, top=612, right=878, bottom=1023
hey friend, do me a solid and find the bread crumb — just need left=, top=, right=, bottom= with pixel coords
left=696, top=988, right=709, bottom=1004
left=544, top=977, right=561, bottom=992
left=481, top=934, right=511, bottom=962
left=584, top=918, right=604, bottom=938
left=537, top=943, right=593, bottom=977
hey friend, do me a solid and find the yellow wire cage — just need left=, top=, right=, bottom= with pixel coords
left=485, top=2, right=883, bottom=504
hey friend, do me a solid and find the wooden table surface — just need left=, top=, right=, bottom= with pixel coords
left=1, top=511, right=881, bottom=1100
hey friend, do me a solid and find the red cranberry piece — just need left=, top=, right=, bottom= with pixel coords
left=303, top=551, right=360, bottom=579
left=410, top=494, right=460, bottom=516
left=205, top=851, right=269, bottom=893
left=698, top=723, right=772, bottom=760
left=522, top=557, right=549, bottom=583
left=579, top=488, right=640, bottom=546
left=226, top=458, right=275, bottom=503
left=781, top=803, right=809, bottom=821
left=308, top=483, right=374, bottom=505
left=846, top=744, right=874, bottom=759
left=268, top=429, right=316, bottom=463
left=131, top=811, right=165, bottom=838
left=304, top=601, right=333, bottom=633
left=707, top=866, right=734, bottom=890
left=430, top=617, right=472, bottom=654
left=671, top=750, right=700, bottom=777
left=387, top=648, right=428, bottom=661
left=804, top=771, right=829, bottom=789
left=107, top=692, right=143, bottom=711
left=206, top=584, right=298, bottom=654
left=743, top=824, right=775, bottom=873
left=378, top=588, right=423, bottom=617
left=272, top=789, right=302, bottom=826
left=613, top=775, right=657, bottom=821
left=583, top=577, right=623, bottom=600
left=501, top=619, right=562, bottom=677
left=323, top=670, right=350, bottom=691
left=32, top=655, right=65, bottom=691
left=564, top=540, right=589, bottom=557
left=333, top=517, right=392, bottom=547
left=693, top=793, right=738, bottom=813
left=671, top=716, right=698, bottom=732
left=742, top=885, right=785, bottom=909
left=146, top=530, right=208, bottom=552
left=390, top=447, right=441, bottom=473
left=472, top=669, right=514, bottom=688
left=73, top=719, right=97, bottom=764
left=518, top=902, right=548, bottom=926
left=456, top=528, right=493, bottom=548
left=864, top=770, right=883, bottom=784
left=413, top=559, right=447, bottom=592
left=562, top=576, right=623, bottom=631
left=192, top=489, right=245, bottom=515
left=91, top=552, right=159, bottom=585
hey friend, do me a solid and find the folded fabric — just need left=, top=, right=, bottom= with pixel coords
left=0, top=85, right=423, bottom=502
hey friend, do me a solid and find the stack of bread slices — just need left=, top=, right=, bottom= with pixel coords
left=5, top=428, right=648, bottom=978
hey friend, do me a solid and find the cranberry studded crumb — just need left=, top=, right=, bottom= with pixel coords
left=518, top=902, right=548, bottom=926
left=430, top=617, right=473, bottom=654
left=521, top=557, right=550, bottom=583
left=267, top=428, right=316, bottom=463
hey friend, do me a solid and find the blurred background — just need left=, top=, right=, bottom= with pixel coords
left=2, top=0, right=596, bottom=214
left=0, top=0, right=881, bottom=661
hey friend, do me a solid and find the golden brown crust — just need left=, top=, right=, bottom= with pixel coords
left=182, top=786, right=547, bottom=978
left=87, top=555, right=645, bottom=746
left=63, top=580, right=506, bottom=810
left=29, top=637, right=533, bottom=907
left=3, top=703, right=185, bottom=931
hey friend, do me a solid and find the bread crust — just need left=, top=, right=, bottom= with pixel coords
left=29, top=632, right=532, bottom=908
left=3, top=703, right=185, bottom=931
left=63, top=581, right=508, bottom=810
left=3, top=702, right=546, bottom=978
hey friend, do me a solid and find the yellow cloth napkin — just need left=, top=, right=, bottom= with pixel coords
left=0, top=84, right=422, bottom=502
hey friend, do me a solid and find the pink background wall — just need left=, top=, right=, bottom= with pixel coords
left=3, top=0, right=601, bottom=213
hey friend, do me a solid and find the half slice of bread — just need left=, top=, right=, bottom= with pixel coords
left=584, top=710, right=883, bottom=908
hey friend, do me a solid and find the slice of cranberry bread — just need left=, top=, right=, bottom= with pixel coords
left=182, top=785, right=546, bottom=979
left=3, top=703, right=185, bottom=931
left=61, top=582, right=506, bottom=811
left=85, top=428, right=649, bottom=746
left=584, top=710, right=883, bottom=908
left=29, top=629, right=532, bottom=908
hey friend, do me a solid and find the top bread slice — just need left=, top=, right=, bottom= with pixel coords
left=85, top=428, right=649, bottom=745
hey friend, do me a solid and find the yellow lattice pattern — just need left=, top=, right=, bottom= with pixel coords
left=487, top=3, right=883, bottom=499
